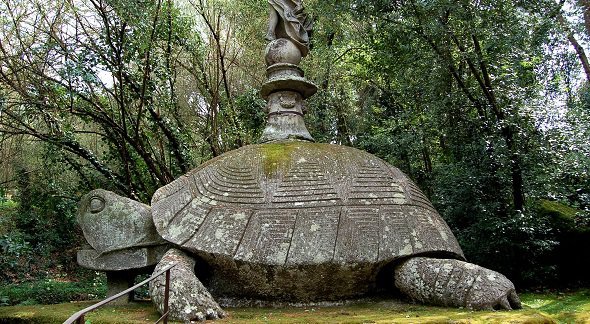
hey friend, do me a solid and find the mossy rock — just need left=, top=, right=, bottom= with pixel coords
left=537, top=200, right=579, bottom=231
left=535, top=201, right=590, bottom=283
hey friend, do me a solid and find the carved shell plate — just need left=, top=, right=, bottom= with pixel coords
left=151, top=142, right=464, bottom=266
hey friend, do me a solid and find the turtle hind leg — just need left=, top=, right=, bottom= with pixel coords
left=149, top=248, right=226, bottom=321
left=393, top=257, right=521, bottom=310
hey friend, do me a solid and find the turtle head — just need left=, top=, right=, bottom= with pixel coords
left=78, top=189, right=164, bottom=254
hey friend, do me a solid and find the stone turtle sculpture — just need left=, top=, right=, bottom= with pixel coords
left=79, top=142, right=521, bottom=321
left=76, top=3, right=521, bottom=321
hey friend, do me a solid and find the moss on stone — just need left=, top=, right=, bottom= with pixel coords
left=537, top=199, right=580, bottom=232
left=257, top=141, right=350, bottom=177
left=259, top=142, right=300, bottom=176
left=538, top=200, right=578, bottom=220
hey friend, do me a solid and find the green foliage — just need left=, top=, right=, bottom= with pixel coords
left=0, top=163, right=80, bottom=282
left=0, top=199, right=16, bottom=209
left=0, top=277, right=106, bottom=306
left=223, top=89, right=267, bottom=147
left=533, top=200, right=590, bottom=286
left=0, top=195, right=17, bottom=233
left=0, top=195, right=29, bottom=281
left=13, top=168, right=78, bottom=252
left=460, top=209, right=559, bottom=286
left=0, top=231, right=33, bottom=266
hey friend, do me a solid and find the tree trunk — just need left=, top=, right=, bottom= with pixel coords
left=557, top=13, right=590, bottom=83
left=579, top=0, right=590, bottom=37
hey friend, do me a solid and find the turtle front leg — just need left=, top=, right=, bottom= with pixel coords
left=149, top=248, right=226, bottom=321
left=394, top=257, right=521, bottom=310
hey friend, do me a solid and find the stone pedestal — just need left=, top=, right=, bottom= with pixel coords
left=106, top=271, right=136, bottom=305
left=77, top=245, right=169, bottom=304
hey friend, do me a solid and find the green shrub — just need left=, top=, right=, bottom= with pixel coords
left=0, top=168, right=82, bottom=283
left=0, top=277, right=106, bottom=306
left=0, top=197, right=17, bottom=235
left=0, top=200, right=17, bottom=209
left=538, top=199, right=590, bottom=228
left=0, top=232, right=32, bottom=268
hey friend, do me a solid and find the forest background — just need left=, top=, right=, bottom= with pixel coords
left=0, top=0, right=589, bottom=305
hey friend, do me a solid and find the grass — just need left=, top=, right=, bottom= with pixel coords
left=522, top=290, right=590, bottom=323
left=0, top=300, right=162, bottom=324
left=1, top=290, right=589, bottom=323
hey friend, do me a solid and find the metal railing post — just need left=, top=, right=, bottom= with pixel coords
left=64, top=263, right=176, bottom=324
left=163, top=269, right=171, bottom=324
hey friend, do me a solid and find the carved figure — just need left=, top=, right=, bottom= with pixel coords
left=78, top=143, right=520, bottom=321
left=265, top=0, right=312, bottom=56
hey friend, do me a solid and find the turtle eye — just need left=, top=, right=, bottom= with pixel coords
left=89, top=197, right=105, bottom=213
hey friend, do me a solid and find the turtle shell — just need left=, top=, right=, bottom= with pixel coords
left=151, top=142, right=464, bottom=266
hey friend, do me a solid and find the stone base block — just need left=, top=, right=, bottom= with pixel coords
left=106, top=271, right=135, bottom=305
left=77, top=245, right=168, bottom=271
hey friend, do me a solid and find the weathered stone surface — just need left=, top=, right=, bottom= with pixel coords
left=259, top=92, right=314, bottom=142
left=265, top=39, right=302, bottom=65
left=148, top=141, right=466, bottom=301
left=149, top=248, right=225, bottom=322
left=76, top=188, right=170, bottom=307
left=286, top=207, right=339, bottom=265
left=261, top=5, right=316, bottom=142
left=151, top=142, right=465, bottom=270
left=76, top=188, right=169, bottom=303
left=77, top=245, right=168, bottom=271
left=78, top=189, right=166, bottom=254
left=234, top=210, right=297, bottom=265
left=76, top=145, right=520, bottom=311
left=202, top=255, right=381, bottom=301
left=394, top=257, right=521, bottom=310
left=260, top=77, right=317, bottom=101
left=186, top=208, right=249, bottom=256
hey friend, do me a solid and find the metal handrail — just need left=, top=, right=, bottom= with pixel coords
left=64, top=263, right=176, bottom=324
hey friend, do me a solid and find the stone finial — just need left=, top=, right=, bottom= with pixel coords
left=260, top=2, right=316, bottom=143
